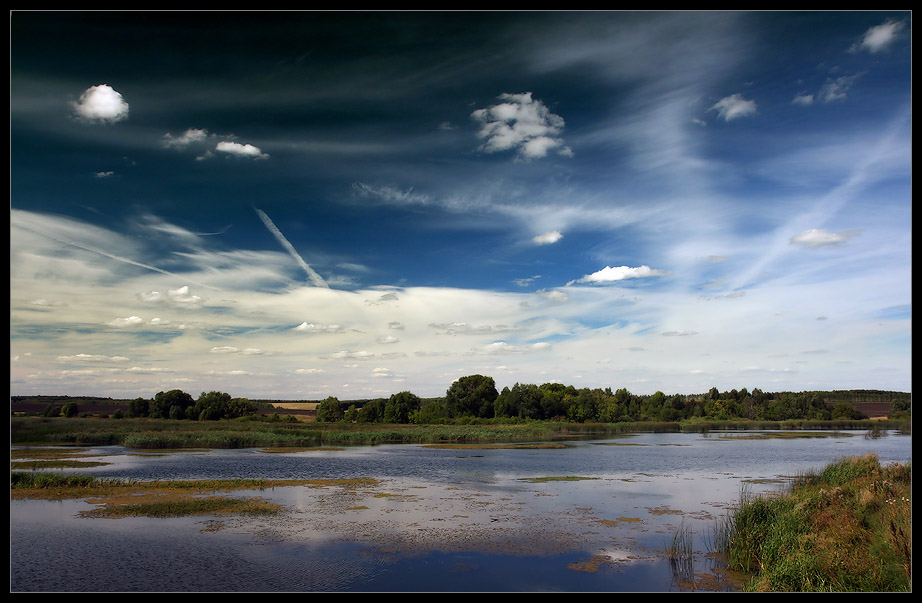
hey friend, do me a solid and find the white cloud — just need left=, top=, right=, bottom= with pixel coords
left=377, top=335, right=400, bottom=344
left=71, top=84, right=129, bottom=123
left=107, top=316, right=144, bottom=327
left=533, top=230, right=563, bottom=245
left=210, top=346, right=240, bottom=354
left=575, top=265, right=669, bottom=284
left=709, top=94, right=757, bottom=121
left=818, top=74, right=862, bottom=103
left=790, top=228, right=858, bottom=248
left=792, top=93, right=814, bottom=106
left=163, top=128, right=210, bottom=148
left=215, top=141, right=269, bottom=159
left=94, top=171, right=115, bottom=178
left=537, top=289, right=569, bottom=304
left=139, top=285, right=204, bottom=308
left=851, top=20, right=905, bottom=54
left=294, top=322, right=344, bottom=333
left=57, top=354, right=130, bottom=363
left=472, top=92, right=572, bottom=159
left=472, top=341, right=551, bottom=355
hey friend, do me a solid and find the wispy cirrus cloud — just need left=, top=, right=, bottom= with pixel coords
left=850, top=19, right=906, bottom=54
left=709, top=94, right=757, bottom=121
left=790, top=228, right=859, bottom=248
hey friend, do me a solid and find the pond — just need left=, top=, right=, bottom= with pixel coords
left=10, top=429, right=912, bottom=592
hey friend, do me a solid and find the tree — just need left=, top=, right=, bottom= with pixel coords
left=128, top=397, right=149, bottom=418
left=150, top=389, right=194, bottom=419
left=445, top=374, right=498, bottom=418
left=191, top=391, right=232, bottom=421
left=357, top=398, right=386, bottom=423
left=316, top=396, right=344, bottom=423
left=383, top=391, right=421, bottom=424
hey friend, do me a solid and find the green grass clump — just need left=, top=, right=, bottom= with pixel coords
left=716, top=454, right=911, bottom=592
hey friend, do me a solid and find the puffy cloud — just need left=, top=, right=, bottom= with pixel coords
left=574, top=265, right=668, bottom=284
left=817, top=74, right=862, bottom=103
left=533, top=230, right=563, bottom=245
left=294, top=322, right=344, bottom=333
left=792, top=93, right=814, bottom=106
left=215, top=141, right=269, bottom=159
left=107, top=316, right=144, bottom=327
left=709, top=94, right=757, bottom=121
left=377, top=335, right=400, bottom=344
left=71, top=84, right=129, bottom=123
left=472, top=92, right=572, bottom=159
left=851, top=20, right=906, bottom=54
left=139, top=285, right=204, bottom=308
left=790, top=228, right=858, bottom=248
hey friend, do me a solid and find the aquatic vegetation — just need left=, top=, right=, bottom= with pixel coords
left=517, top=476, right=599, bottom=483
left=715, top=455, right=912, bottom=591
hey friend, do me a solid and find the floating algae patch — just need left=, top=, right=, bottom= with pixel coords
left=648, top=506, right=685, bottom=516
left=717, top=431, right=853, bottom=440
left=10, top=448, right=98, bottom=460
left=258, top=446, right=346, bottom=453
left=422, top=443, right=571, bottom=450
left=10, top=460, right=110, bottom=469
left=518, top=476, right=600, bottom=483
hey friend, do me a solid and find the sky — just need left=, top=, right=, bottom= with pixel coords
left=10, top=11, right=912, bottom=401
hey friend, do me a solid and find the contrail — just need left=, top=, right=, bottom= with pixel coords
left=12, top=217, right=221, bottom=291
left=254, top=207, right=329, bottom=288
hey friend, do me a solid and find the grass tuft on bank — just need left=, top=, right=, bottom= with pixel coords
left=715, top=454, right=911, bottom=592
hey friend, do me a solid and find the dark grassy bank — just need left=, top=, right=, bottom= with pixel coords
left=10, top=415, right=910, bottom=449
left=714, top=454, right=912, bottom=592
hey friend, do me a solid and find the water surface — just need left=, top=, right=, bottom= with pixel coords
left=10, top=430, right=911, bottom=592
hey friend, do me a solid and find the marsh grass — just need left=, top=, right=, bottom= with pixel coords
left=12, top=472, right=383, bottom=521
left=12, top=416, right=908, bottom=450
left=80, top=495, right=283, bottom=518
left=714, top=455, right=911, bottom=591
left=668, top=521, right=696, bottom=587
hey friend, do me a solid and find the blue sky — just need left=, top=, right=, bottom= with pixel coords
left=10, top=11, right=912, bottom=400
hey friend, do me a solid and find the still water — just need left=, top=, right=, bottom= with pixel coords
left=10, top=430, right=911, bottom=592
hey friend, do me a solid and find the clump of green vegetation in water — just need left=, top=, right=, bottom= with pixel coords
left=10, top=460, right=110, bottom=469
left=80, top=496, right=283, bottom=518
left=714, top=455, right=911, bottom=591
left=518, top=476, right=598, bottom=483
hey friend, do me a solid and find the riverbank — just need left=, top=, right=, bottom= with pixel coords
left=11, top=415, right=910, bottom=449
left=718, top=454, right=911, bottom=592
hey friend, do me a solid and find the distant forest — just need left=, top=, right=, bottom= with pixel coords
left=11, top=378, right=911, bottom=425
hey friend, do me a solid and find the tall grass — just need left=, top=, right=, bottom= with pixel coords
left=713, top=455, right=911, bottom=591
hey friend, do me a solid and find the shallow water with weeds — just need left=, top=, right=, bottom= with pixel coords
left=10, top=430, right=911, bottom=592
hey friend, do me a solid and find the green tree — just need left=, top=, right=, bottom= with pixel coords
left=316, top=396, right=344, bottom=422
left=445, top=375, right=498, bottom=418
left=128, top=397, right=149, bottom=418
left=344, top=404, right=358, bottom=423
left=191, top=391, right=232, bottom=421
left=383, top=391, right=421, bottom=424
left=356, top=398, right=386, bottom=423
left=410, top=399, right=449, bottom=424
left=150, top=389, right=194, bottom=419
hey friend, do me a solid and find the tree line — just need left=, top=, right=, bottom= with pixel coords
left=314, top=375, right=911, bottom=424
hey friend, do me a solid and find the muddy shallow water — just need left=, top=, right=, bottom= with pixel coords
left=10, top=430, right=912, bottom=592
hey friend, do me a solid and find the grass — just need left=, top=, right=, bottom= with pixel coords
left=712, top=454, right=911, bottom=592
left=11, top=472, right=382, bottom=519
left=12, top=416, right=908, bottom=450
